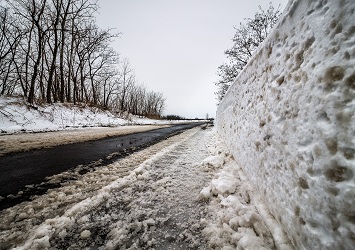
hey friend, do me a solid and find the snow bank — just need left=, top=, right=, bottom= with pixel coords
left=216, top=0, right=355, bottom=249
left=200, top=134, right=292, bottom=249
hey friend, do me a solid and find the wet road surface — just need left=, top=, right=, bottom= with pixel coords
left=0, top=123, right=206, bottom=210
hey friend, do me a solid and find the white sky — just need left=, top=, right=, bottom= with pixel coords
left=96, top=0, right=289, bottom=119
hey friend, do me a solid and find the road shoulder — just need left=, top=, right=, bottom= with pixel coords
left=0, top=125, right=170, bottom=156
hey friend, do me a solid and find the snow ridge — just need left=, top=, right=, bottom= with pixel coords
left=217, top=0, right=355, bottom=249
left=200, top=136, right=292, bottom=250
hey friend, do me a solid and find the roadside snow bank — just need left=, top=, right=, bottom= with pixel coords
left=217, top=0, right=355, bottom=249
left=200, top=135, right=292, bottom=249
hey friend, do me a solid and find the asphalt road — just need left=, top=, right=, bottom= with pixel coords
left=0, top=122, right=207, bottom=210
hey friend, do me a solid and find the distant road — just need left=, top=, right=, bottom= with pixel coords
left=0, top=122, right=207, bottom=210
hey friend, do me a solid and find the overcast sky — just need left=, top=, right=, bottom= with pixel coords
left=96, top=0, right=289, bottom=118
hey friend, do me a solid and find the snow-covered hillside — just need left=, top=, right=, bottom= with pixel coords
left=0, top=96, right=176, bottom=134
left=217, top=0, right=355, bottom=249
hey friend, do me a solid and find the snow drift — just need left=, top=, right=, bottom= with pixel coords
left=216, top=0, right=355, bottom=249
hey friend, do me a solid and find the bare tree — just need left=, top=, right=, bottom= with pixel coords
left=101, top=73, right=120, bottom=108
left=28, top=0, right=48, bottom=104
left=143, top=91, right=165, bottom=118
left=215, top=3, right=281, bottom=102
left=0, top=6, right=22, bottom=95
left=0, top=0, right=166, bottom=119
left=46, top=0, right=61, bottom=103
left=117, top=58, right=135, bottom=112
left=127, top=83, right=146, bottom=116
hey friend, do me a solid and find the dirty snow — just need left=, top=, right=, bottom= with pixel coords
left=0, top=126, right=290, bottom=249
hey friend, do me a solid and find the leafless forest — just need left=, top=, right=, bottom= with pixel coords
left=0, top=0, right=165, bottom=117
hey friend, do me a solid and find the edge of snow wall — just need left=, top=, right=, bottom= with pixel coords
left=216, top=0, right=355, bottom=249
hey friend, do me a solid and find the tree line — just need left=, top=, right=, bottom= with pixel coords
left=0, top=0, right=165, bottom=117
left=215, top=3, right=281, bottom=102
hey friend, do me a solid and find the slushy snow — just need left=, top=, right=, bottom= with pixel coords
left=0, top=127, right=291, bottom=249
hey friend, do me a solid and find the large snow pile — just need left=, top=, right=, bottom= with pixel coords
left=216, top=0, right=355, bottom=249
left=0, top=96, right=178, bottom=134
left=200, top=135, right=292, bottom=249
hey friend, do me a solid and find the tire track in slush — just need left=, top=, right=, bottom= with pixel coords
left=52, top=127, right=215, bottom=249
left=0, top=123, right=205, bottom=210
left=0, top=126, right=214, bottom=249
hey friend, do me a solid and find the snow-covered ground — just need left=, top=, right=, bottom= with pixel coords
left=0, top=96, right=193, bottom=135
left=0, top=126, right=291, bottom=249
